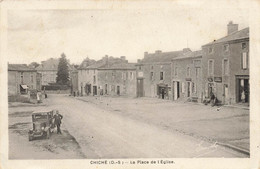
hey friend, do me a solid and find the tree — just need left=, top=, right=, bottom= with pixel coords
left=56, top=53, right=69, bottom=85
left=29, top=62, right=40, bottom=68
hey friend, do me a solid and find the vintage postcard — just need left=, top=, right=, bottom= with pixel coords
left=0, top=0, right=259, bottom=169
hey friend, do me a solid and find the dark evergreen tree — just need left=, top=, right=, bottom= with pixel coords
left=56, top=53, right=69, bottom=85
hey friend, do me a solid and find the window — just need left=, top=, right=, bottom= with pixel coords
left=208, top=60, right=214, bottom=75
left=174, top=67, right=178, bottom=76
left=193, top=60, right=201, bottom=67
left=112, top=72, right=115, bottom=80
left=150, top=72, right=154, bottom=80
left=94, top=70, right=96, bottom=74
left=209, top=47, right=213, bottom=54
left=139, top=66, right=142, bottom=70
left=186, top=67, right=191, bottom=77
left=242, top=52, right=248, bottom=69
left=151, top=65, right=153, bottom=70
left=93, top=76, right=96, bottom=83
left=223, top=59, right=229, bottom=75
left=122, top=72, right=127, bottom=80
left=242, top=43, right=247, bottom=50
left=129, top=72, right=133, bottom=80
left=224, top=44, right=229, bottom=52
left=105, top=73, right=108, bottom=79
left=21, top=72, right=24, bottom=84
left=160, top=72, right=164, bottom=80
left=195, top=67, right=201, bottom=78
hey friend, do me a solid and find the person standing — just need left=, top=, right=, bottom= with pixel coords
left=53, top=111, right=63, bottom=134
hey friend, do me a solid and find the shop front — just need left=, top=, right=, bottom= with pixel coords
left=157, top=83, right=169, bottom=99
left=236, top=75, right=249, bottom=104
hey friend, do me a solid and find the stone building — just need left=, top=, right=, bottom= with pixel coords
left=171, top=50, right=203, bottom=102
left=136, top=49, right=192, bottom=99
left=98, top=62, right=136, bottom=97
left=201, top=21, right=249, bottom=105
left=78, top=56, right=129, bottom=96
left=36, top=56, right=74, bottom=86
left=8, top=64, right=41, bottom=96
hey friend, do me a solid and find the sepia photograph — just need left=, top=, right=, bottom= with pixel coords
left=1, top=0, right=260, bottom=169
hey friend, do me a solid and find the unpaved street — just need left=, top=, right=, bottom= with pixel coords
left=43, top=94, right=248, bottom=158
left=9, top=105, right=85, bottom=159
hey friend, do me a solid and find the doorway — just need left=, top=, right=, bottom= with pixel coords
left=93, top=86, right=97, bottom=96
left=187, top=82, right=191, bottom=97
left=237, top=78, right=249, bottom=103
left=85, top=84, right=91, bottom=95
left=223, top=84, right=229, bottom=104
left=137, top=78, right=144, bottom=97
left=117, top=86, right=120, bottom=95
left=173, top=81, right=180, bottom=100
left=105, top=84, right=108, bottom=95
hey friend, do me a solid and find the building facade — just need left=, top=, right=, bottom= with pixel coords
left=202, top=21, right=249, bottom=105
left=78, top=56, right=130, bottom=96
left=136, top=49, right=193, bottom=99
left=171, top=50, right=203, bottom=102
left=98, top=63, right=136, bottom=97
left=8, top=64, right=41, bottom=96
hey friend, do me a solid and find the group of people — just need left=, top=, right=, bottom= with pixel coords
left=203, top=92, right=218, bottom=107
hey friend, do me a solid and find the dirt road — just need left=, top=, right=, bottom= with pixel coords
left=45, top=94, right=247, bottom=158
left=9, top=105, right=86, bottom=159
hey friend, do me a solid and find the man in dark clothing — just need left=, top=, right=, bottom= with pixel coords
left=53, top=111, right=63, bottom=134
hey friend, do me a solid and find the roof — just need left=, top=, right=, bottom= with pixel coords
left=87, top=60, right=107, bottom=69
left=98, top=62, right=136, bottom=70
left=36, top=58, right=73, bottom=71
left=172, top=50, right=202, bottom=60
left=203, top=27, right=249, bottom=46
left=78, top=58, right=96, bottom=69
left=140, top=49, right=192, bottom=63
left=32, top=109, right=54, bottom=114
left=8, top=64, right=36, bottom=71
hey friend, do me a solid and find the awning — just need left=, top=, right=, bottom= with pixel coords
left=20, top=85, right=28, bottom=89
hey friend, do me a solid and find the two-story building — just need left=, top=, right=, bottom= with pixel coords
left=8, top=64, right=42, bottom=96
left=98, top=62, right=136, bottom=97
left=202, top=21, right=249, bottom=105
left=78, top=56, right=129, bottom=96
left=171, top=50, right=203, bottom=102
left=136, top=49, right=192, bottom=99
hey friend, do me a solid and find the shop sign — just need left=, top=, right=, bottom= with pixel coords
left=214, top=77, right=222, bottom=83
left=185, top=78, right=191, bottom=81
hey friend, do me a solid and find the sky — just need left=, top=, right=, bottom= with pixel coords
left=7, top=1, right=249, bottom=65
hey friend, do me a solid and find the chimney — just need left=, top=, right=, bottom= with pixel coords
left=144, top=52, right=149, bottom=58
left=103, top=55, right=109, bottom=65
left=155, top=50, right=162, bottom=54
left=227, top=21, right=238, bottom=35
left=183, top=48, right=192, bottom=53
left=137, top=59, right=141, bottom=63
